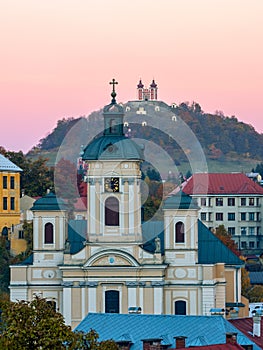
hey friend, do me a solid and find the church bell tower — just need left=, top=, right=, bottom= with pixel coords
left=82, top=79, right=144, bottom=244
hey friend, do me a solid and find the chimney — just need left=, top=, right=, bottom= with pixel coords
left=226, top=332, right=237, bottom=344
left=141, top=338, right=162, bottom=350
left=174, top=336, right=187, bottom=349
left=253, top=313, right=261, bottom=337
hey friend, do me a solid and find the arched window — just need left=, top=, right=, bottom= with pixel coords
left=105, top=290, right=119, bottom=313
left=175, top=221, right=185, bottom=243
left=105, top=197, right=119, bottom=226
left=175, top=300, right=186, bottom=315
left=44, top=222, right=54, bottom=244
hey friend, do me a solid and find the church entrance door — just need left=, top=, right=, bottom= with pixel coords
left=105, top=290, right=119, bottom=313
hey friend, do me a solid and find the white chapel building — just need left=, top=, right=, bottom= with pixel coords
left=10, top=83, right=245, bottom=328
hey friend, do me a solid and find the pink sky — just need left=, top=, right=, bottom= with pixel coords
left=0, top=0, right=262, bottom=153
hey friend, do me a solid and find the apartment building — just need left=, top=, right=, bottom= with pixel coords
left=181, top=173, right=263, bottom=252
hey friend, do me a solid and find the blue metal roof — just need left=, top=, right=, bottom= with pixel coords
left=0, top=154, right=22, bottom=172
left=75, top=313, right=259, bottom=350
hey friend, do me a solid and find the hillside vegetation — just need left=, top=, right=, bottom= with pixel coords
left=27, top=101, right=263, bottom=173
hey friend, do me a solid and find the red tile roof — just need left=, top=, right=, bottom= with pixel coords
left=177, top=344, right=244, bottom=349
left=182, top=173, right=263, bottom=195
left=229, top=317, right=263, bottom=349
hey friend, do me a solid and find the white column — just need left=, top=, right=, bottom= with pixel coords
left=154, top=287, right=163, bottom=314
left=89, top=185, right=96, bottom=234
left=88, top=287, right=97, bottom=312
left=128, top=287, right=137, bottom=307
left=129, top=183, right=134, bottom=234
left=139, top=287, right=144, bottom=312
left=81, top=287, right=86, bottom=320
left=63, top=287, right=72, bottom=325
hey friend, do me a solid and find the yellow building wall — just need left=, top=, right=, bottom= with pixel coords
left=0, top=172, right=21, bottom=234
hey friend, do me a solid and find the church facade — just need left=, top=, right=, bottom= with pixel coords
left=10, top=82, right=244, bottom=328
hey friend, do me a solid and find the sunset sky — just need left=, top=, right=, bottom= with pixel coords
left=0, top=0, right=262, bottom=152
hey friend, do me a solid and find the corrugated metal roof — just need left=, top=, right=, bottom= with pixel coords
left=249, top=271, right=263, bottom=284
left=182, top=173, right=263, bottom=195
left=229, top=317, right=263, bottom=349
left=75, top=313, right=259, bottom=350
left=0, top=154, right=22, bottom=172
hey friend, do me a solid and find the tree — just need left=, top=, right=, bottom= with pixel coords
left=0, top=237, right=11, bottom=294
left=214, top=225, right=239, bottom=256
left=0, top=148, right=54, bottom=196
left=0, top=297, right=119, bottom=349
left=0, top=296, right=83, bottom=350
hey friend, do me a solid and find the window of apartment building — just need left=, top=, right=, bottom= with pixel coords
left=257, top=212, right=260, bottom=221
left=241, top=227, right=247, bottom=235
left=3, top=197, right=7, bottom=210
left=216, top=213, right=223, bottom=221
left=256, top=198, right=260, bottom=206
left=249, top=241, right=255, bottom=249
left=228, top=213, right=235, bottom=221
left=228, top=198, right=235, bottom=206
left=228, top=227, right=235, bottom=235
left=216, top=198, right=223, bottom=206
left=249, top=213, right=255, bottom=221
left=3, top=176, right=7, bottom=189
left=208, top=198, right=212, bottom=207
left=208, top=212, right=212, bottom=221
left=241, top=213, right=246, bottom=221
left=249, top=227, right=255, bottom=235
left=10, top=197, right=15, bottom=210
left=249, top=198, right=255, bottom=206
left=201, top=198, right=206, bottom=206
left=241, top=198, right=246, bottom=206
left=10, top=176, right=15, bottom=189
left=18, top=230, right=24, bottom=239
left=201, top=213, right=206, bottom=221
left=257, top=227, right=261, bottom=235
left=241, top=241, right=247, bottom=249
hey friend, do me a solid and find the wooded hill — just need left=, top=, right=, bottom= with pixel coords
left=27, top=101, right=263, bottom=173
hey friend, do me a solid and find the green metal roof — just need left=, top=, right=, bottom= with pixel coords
left=163, top=190, right=199, bottom=210
left=82, top=135, right=144, bottom=161
left=198, top=220, right=243, bottom=266
left=31, top=192, right=68, bottom=211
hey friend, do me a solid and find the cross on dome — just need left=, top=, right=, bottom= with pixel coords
left=109, top=78, right=118, bottom=104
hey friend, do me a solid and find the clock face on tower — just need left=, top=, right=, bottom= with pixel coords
left=104, top=177, right=119, bottom=192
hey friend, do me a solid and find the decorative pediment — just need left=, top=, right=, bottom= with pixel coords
left=84, top=249, right=140, bottom=268
left=93, top=255, right=132, bottom=266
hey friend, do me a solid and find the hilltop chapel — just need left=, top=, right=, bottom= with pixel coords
left=10, top=80, right=244, bottom=328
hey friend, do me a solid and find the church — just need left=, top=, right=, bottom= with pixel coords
left=10, top=81, right=245, bottom=328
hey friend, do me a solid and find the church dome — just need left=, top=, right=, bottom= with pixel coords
left=150, top=79, right=157, bottom=88
left=163, top=190, right=199, bottom=210
left=82, top=135, right=144, bottom=161
left=137, top=79, right=144, bottom=88
left=31, top=192, right=68, bottom=211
